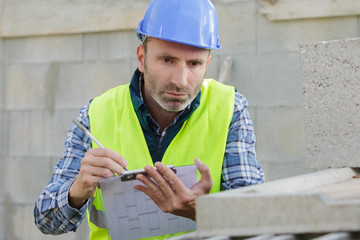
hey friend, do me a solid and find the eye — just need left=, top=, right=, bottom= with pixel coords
left=161, top=57, right=173, bottom=64
left=188, top=61, right=202, bottom=67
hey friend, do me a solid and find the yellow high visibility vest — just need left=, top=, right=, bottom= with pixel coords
left=87, top=79, right=235, bottom=239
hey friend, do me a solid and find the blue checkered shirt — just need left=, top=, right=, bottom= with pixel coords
left=34, top=74, right=264, bottom=234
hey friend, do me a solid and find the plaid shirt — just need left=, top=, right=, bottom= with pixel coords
left=34, top=75, right=264, bottom=234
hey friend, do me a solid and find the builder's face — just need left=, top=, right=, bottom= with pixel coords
left=137, top=38, right=211, bottom=112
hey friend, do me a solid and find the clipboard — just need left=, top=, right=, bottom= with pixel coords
left=97, top=165, right=197, bottom=240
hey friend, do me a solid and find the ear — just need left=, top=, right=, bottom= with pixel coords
left=137, top=45, right=145, bottom=72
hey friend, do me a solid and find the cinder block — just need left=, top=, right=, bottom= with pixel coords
left=0, top=110, right=8, bottom=160
left=1, top=1, right=147, bottom=38
left=83, top=31, right=139, bottom=60
left=0, top=203, right=3, bottom=240
left=258, top=15, right=358, bottom=53
left=48, top=109, right=82, bottom=156
left=300, top=38, right=360, bottom=169
left=0, top=65, right=4, bottom=109
left=0, top=39, right=4, bottom=63
left=0, top=111, right=5, bottom=156
left=2, top=202, right=86, bottom=240
left=8, top=110, right=47, bottom=156
left=0, top=156, right=3, bottom=200
left=215, top=1, right=256, bottom=55
left=7, top=35, right=82, bottom=63
left=55, top=60, right=133, bottom=109
left=6, top=63, right=54, bottom=110
left=256, top=107, right=305, bottom=164
left=8, top=109, right=79, bottom=157
left=3, top=156, right=52, bottom=203
left=227, top=52, right=302, bottom=107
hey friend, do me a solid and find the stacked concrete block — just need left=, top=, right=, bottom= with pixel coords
left=300, top=38, right=360, bottom=169
left=83, top=31, right=140, bottom=60
left=256, top=107, right=308, bottom=179
left=215, top=1, right=257, bottom=55
left=228, top=52, right=302, bottom=107
left=7, top=35, right=83, bottom=64
left=55, top=60, right=133, bottom=109
left=196, top=167, right=360, bottom=238
left=0, top=37, right=5, bottom=240
left=257, top=15, right=358, bottom=53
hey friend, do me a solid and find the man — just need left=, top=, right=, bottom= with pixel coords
left=34, top=0, right=264, bottom=239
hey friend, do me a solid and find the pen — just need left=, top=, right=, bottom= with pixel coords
left=72, top=119, right=128, bottom=171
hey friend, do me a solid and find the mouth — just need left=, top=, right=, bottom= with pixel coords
left=165, top=92, right=187, bottom=98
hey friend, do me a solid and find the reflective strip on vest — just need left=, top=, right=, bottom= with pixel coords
left=88, top=197, right=107, bottom=229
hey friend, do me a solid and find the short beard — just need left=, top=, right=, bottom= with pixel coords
left=143, top=57, right=203, bottom=112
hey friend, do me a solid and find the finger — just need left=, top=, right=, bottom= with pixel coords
left=80, top=164, right=115, bottom=178
left=135, top=172, right=158, bottom=190
left=86, top=148, right=128, bottom=174
left=143, top=165, right=173, bottom=195
left=154, top=162, right=187, bottom=195
left=135, top=173, right=164, bottom=200
left=89, top=148, right=128, bottom=169
left=133, top=182, right=169, bottom=213
left=193, top=158, right=213, bottom=192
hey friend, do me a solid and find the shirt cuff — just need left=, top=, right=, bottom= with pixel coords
left=58, top=178, right=88, bottom=226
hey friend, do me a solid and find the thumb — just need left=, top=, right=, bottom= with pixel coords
left=193, top=158, right=213, bottom=193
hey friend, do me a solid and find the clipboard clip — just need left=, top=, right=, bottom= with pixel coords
left=120, top=165, right=177, bottom=182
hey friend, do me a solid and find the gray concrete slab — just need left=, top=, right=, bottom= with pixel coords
left=0, top=41, right=4, bottom=109
left=7, top=109, right=78, bottom=157
left=257, top=15, right=358, bottom=53
left=0, top=0, right=148, bottom=38
left=261, top=161, right=311, bottom=182
left=7, top=35, right=82, bottom=64
left=227, top=52, right=302, bottom=107
left=6, top=63, right=52, bottom=110
left=215, top=1, right=257, bottom=55
left=83, top=31, right=139, bottom=60
left=300, top=38, right=360, bottom=169
left=256, top=107, right=305, bottom=165
left=55, top=60, right=133, bottom=109
left=196, top=167, right=360, bottom=238
left=3, top=156, right=52, bottom=203
left=3, top=202, right=86, bottom=240
left=0, top=39, right=3, bottom=61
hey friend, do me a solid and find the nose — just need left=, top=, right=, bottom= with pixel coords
left=172, top=63, right=188, bottom=89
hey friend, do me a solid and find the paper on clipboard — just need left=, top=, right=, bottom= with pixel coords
left=97, top=165, right=197, bottom=240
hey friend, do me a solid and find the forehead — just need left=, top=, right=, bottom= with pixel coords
left=146, top=38, right=210, bottom=57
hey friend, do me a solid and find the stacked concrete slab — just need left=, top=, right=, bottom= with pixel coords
left=195, top=167, right=360, bottom=238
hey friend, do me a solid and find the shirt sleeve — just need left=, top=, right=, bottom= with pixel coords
left=33, top=104, right=92, bottom=234
left=221, top=91, right=265, bottom=190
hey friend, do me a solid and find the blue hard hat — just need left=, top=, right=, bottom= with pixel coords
left=135, top=0, right=221, bottom=49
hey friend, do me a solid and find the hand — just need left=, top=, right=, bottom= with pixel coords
left=68, top=148, right=128, bottom=209
left=134, top=158, right=212, bottom=221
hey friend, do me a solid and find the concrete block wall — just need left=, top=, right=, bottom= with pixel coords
left=0, top=1, right=359, bottom=239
